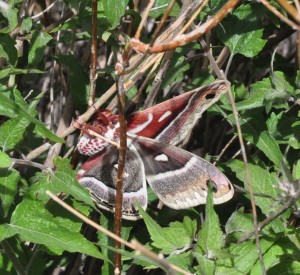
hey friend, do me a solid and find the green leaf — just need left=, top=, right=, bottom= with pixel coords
left=101, top=0, right=129, bottom=29
left=225, top=210, right=254, bottom=234
left=29, top=157, right=94, bottom=207
left=0, top=151, right=11, bottom=168
left=0, top=117, right=30, bottom=152
left=250, top=230, right=300, bottom=274
left=194, top=253, right=215, bottom=275
left=0, top=68, right=44, bottom=80
left=265, top=72, right=295, bottom=112
left=228, top=160, right=279, bottom=215
left=233, top=93, right=265, bottom=111
left=137, top=203, right=176, bottom=254
left=197, top=186, right=224, bottom=256
left=225, top=239, right=274, bottom=274
left=229, top=111, right=283, bottom=168
left=0, top=224, right=16, bottom=240
left=248, top=130, right=282, bottom=168
left=0, top=169, right=20, bottom=217
left=28, top=31, right=52, bottom=66
left=218, top=4, right=267, bottom=57
left=0, top=34, right=17, bottom=65
left=20, top=17, right=33, bottom=34
left=293, top=160, right=300, bottom=180
left=108, top=244, right=169, bottom=271
left=229, top=76, right=282, bottom=112
left=0, top=93, right=64, bottom=143
left=0, top=96, right=40, bottom=152
left=99, top=214, right=115, bottom=275
left=167, top=252, right=191, bottom=273
left=157, top=227, right=191, bottom=253
left=169, top=216, right=197, bottom=241
left=215, top=266, right=244, bottom=275
left=0, top=5, right=18, bottom=33
left=0, top=248, right=15, bottom=274
left=99, top=213, right=133, bottom=274
left=229, top=72, right=297, bottom=114
left=47, top=198, right=92, bottom=233
left=268, top=260, right=300, bottom=275
left=1, top=199, right=106, bottom=259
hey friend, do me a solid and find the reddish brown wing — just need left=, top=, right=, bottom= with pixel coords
left=126, top=81, right=227, bottom=145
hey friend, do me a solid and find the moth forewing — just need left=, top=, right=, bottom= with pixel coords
left=126, top=81, right=227, bottom=145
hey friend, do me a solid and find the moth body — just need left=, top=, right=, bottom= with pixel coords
left=77, top=81, right=234, bottom=220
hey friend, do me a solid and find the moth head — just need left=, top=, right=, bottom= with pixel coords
left=77, top=110, right=120, bottom=156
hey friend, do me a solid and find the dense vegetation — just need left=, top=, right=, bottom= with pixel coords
left=0, top=0, right=299, bottom=274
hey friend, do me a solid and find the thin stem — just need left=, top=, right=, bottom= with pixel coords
left=238, top=184, right=300, bottom=243
left=260, top=0, right=299, bottom=29
left=89, top=0, right=98, bottom=106
left=150, top=0, right=177, bottom=46
left=200, top=35, right=266, bottom=274
left=11, top=158, right=48, bottom=170
left=87, top=130, right=120, bottom=148
left=114, top=74, right=127, bottom=274
left=134, top=0, right=155, bottom=39
left=276, top=0, right=300, bottom=23
left=1, top=240, right=26, bottom=275
left=179, top=0, right=209, bottom=35
left=225, top=81, right=266, bottom=275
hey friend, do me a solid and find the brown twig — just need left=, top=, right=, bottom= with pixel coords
left=117, top=1, right=203, bottom=77
left=45, top=71, right=72, bottom=168
left=87, top=130, right=120, bottom=148
left=11, top=158, right=48, bottom=170
left=260, top=0, right=299, bottom=30
left=210, top=47, right=231, bottom=75
left=134, top=0, right=155, bottom=40
left=199, top=38, right=224, bottom=79
left=276, top=0, right=300, bottom=23
left=213, top=135, right=237, bottom=165
left=89, top=0, right=98, bottom=106
left=107, top=54, right=164, bottom=110
left=132, top=58, right=161, bottom=106
left=238, top=184, right=300, bottom=243
left=150, top=0, right=177, bottom=46
left=143, top=50, right=174, bottom=108
left=179, top=0, right=209, bottom=35
left=42, top=6, right=71, bottom=168
left=43, top=11, right=74, bottom=33
left=130, top=0, right=240, bottom=53
left=114, top=74, right=127, bottom=274
left=224, top=82, right=266, bottom=274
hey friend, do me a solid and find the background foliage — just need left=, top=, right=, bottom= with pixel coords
left=0, top=0, right=299, bottom=274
